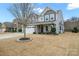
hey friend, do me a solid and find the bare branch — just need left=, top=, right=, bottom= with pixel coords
left=9, top=3, right=34, bottom=26
left=8, top=3, right=34, bottom=38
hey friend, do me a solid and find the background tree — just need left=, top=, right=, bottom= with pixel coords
left=0, top=23, right=2, bottom=28
left=9, top=3, right=34, bottom=38
left=66, top=17, right=79, bottom=22
left=71, top=17, right=78, bottom=22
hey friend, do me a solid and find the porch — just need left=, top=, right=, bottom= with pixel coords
left=35, top=24, right=56, bottom=34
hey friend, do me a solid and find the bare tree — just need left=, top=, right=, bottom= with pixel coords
left=9, top=3, right=34, bottom=38
left=0, top=23, right=2, bottom=28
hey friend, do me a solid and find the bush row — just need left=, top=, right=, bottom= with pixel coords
left=5, top=28, right=22, bottom=32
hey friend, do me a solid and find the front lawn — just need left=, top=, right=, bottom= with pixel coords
left=0, top=32, right=79, bottom=56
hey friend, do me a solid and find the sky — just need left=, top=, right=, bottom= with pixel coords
left=0, top=3, right=79, bottom=23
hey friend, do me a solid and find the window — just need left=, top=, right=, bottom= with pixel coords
left=39, top=17, right=44, bottom=22
left=45, top=15, right=49, bottom=21
left=50, top=14, right=54, bottom=21
left=46, top=18, right=48, bottom=20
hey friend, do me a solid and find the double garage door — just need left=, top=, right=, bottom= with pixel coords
left=25, top=26, right=35, bottom=34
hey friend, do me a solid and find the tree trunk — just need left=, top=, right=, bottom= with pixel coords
left=17, top=23, right=19, bottom=32
left=23, top=25, right=26, bottom=38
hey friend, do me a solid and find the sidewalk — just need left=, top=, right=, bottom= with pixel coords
left=0, top=33, right=23, bottom=39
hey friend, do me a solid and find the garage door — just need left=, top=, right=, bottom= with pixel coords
left=25, top=26, right=35, bottom=34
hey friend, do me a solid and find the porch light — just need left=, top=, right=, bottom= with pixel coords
left=51, top=25, right=53, bottom=27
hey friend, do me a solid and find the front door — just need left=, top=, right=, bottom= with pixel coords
left=40, top=25, right=43, bottom=33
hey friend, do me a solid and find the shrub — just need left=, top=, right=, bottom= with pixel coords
left=33, top=32, right=36, bottom=34
left=38, top=32, right=42, bottom=34
left=51, top=27, right=56, bottom=34
left=11, top=28, right=15, bottom=32
left=45, top=32, right=52, bottom=34
left=72, top=27, right=78, bottom=33
left=42, top=32, right=45, bottom=34
left=18, top=29, right=22, bottom=32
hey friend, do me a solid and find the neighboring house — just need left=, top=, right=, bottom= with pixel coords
left=25, top=7, right=64, bottom=34
left=64, top=21, right=79, bottom=31
left=1, top=22, right=17, bottom=32
left=13, top=19, right=23, bottom=32
left=0, top=23, right=2, bottom=32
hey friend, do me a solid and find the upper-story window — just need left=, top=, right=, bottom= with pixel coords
left=31, top=17, right=34, bottom=23
left=32, top=15, right=37, bottom=23
left=45, top=15, right=49, bottom=21
left=50, top=14, right=54, bottom=21
left=38, top=16, right=44, bottom=22
left=41, top=17, right=44, bottom=21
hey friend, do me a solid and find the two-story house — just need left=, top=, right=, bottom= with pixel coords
left=25, top=7, right=64, bottom=34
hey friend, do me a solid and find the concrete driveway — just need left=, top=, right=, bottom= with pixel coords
left=0, top=33, right=23, bottom=39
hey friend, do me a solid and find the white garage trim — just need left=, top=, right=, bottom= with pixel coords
left=25, top=26, right=35, bottom=34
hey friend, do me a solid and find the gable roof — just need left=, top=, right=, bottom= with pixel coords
left=40, top=7, right=56, bottom=16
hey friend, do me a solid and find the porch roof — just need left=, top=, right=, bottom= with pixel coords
left=32, top=21, right=55, bottom=25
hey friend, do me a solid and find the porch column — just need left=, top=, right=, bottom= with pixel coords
left=35, top=25, right=38, bottom=34
left=56, top=24, right=59, bottom=34
left=43, top=25, right=46, bottom=33
left=13, top=28, right=15, bottom=32
left=11, top=28, right=13, bottom=32
left=48, top=25, right=51, bottom=32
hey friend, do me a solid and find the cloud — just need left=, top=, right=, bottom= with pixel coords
left=33, top=8, right=44, bottom=13
left=41, top=0, right=79, bottom=3
left=52, top=0, right=68, bottom=3
left=67, top=3, right=79, bottom=10
left=51, top=0, right=79, bottom=10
